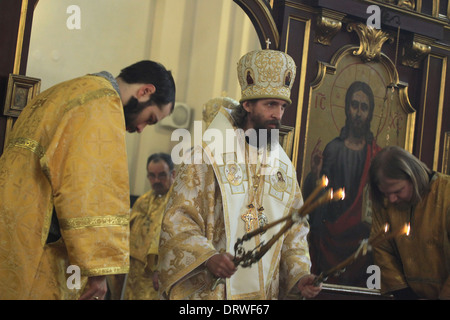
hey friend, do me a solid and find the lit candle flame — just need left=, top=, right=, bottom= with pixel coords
left=302, top=175, right=330, bottom=209
left=332, top=188, right=345, bottom=201
left=339, top=188, right=345, bottom=200
left=322, top=176, right=329, bottom=187
left=384, top=223, right=389, bottom=233
left=404, top=223, right=411, bottom=236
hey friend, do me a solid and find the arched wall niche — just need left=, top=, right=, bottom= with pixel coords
left=18, top=0, right=276, bottom=196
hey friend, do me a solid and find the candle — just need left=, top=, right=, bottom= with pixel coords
left=404, top=222, right=411, bottom=236
left=303, top=175, right=328, bottom=208
left=370, top=222, right=410, bottom=248
left=314, top=222, right=410, bottom=286
left=214, top=176, right=343, bottom=290
left=332, top=188, right=345, bottom=201
left=301, top=188, right=334, bottom=217
left=367, top=222, right=389, bottom=246
left=297, top=177, right=330, bottom=218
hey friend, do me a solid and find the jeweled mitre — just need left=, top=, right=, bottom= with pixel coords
left=237, top=49, right=296, bottom=104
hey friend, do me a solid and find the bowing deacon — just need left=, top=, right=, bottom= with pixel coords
left=0, top=61, right=175, bottom=299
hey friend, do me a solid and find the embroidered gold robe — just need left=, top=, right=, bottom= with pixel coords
left=158, top=108, right=312, bottom=300
left=118, top=188, right=171, bottom=300
left=371, top=173, right=450, bottom=299
left=0, top=75, right=130, bottom=299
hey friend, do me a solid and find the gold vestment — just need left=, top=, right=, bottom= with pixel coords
left=158, top=108, right=312, bottom=300
left=115, top=188, right=171, bottom=300
left=0, top=75, right=130, bottom=299
left=371, top=173, right=450, bottom=299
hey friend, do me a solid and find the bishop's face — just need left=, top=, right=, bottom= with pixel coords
left=243, top=98, right=288, bottom=145
left=244, top=98, right=287, bottom=129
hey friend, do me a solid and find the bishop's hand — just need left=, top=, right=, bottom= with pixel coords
left=206, top=252, right=237, bottom=279
left=296, top=274, right=322, bottom=299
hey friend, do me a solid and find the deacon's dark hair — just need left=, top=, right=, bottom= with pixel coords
left=147, top=152, right=174, bottom=171
left=118, top=60, right=176, bottom=110
left=368, top=145, right=431, bottom=211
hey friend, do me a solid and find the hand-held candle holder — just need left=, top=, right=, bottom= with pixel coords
left=211, top=176, right=344, bottom=290
left=313, top=222, right=411, bottom=286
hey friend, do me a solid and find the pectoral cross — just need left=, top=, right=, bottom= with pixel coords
left=265, top=38, right=271, bottom=49
left=241, top=204, right=257, bottom=233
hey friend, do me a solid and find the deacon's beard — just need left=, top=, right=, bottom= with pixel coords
left=123, top=96, right=152, bottom=133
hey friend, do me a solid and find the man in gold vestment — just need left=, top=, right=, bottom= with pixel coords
left=159, top=48, right=321, bottom=299
left=369, top=146, right=450, bottom=299
left=0, top=61, right=176, bottom=300
left=111, top=153, right=175, bottom=299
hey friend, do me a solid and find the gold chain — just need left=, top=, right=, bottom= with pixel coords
left=241, top=146, right=268, bottom=233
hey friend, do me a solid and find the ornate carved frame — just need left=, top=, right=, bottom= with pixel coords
left=303, top=22, right=416, bottom=297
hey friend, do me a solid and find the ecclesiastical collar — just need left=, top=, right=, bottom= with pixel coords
left=91, top=71, right=121, bottom=98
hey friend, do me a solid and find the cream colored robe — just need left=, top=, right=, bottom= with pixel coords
left=371, top=173, right=450, bottom=299
left=158, top=108, right=311, bottom=300
left=0, top=75, right=130, bottom=299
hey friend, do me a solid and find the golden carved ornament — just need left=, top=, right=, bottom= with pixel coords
left=401, top=35, right=432, bottom=68
left=347, top=22, right=392, bottom=62
left=314, top=9, right=346, bottom=46
left=381, top=0, right=415, bottom=10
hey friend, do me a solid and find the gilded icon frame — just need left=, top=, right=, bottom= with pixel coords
left=301, top=44, right=416, bottom=295
left=443, top=132, right=450, bottom=175
left=279, top=125, right=295, bottom=160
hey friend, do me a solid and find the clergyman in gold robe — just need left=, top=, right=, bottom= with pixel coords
left=368, top=146, right=450, bottom=300
left=0, top=61, right=176, bottom=300
left=110, top=153, right=175, bottom=300
left=158, top=48, right=322, bottom=299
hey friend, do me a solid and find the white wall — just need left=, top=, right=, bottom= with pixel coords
left=27, top=0, right=155, bottom=88
left=27, top=0, right=260, bottom=196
